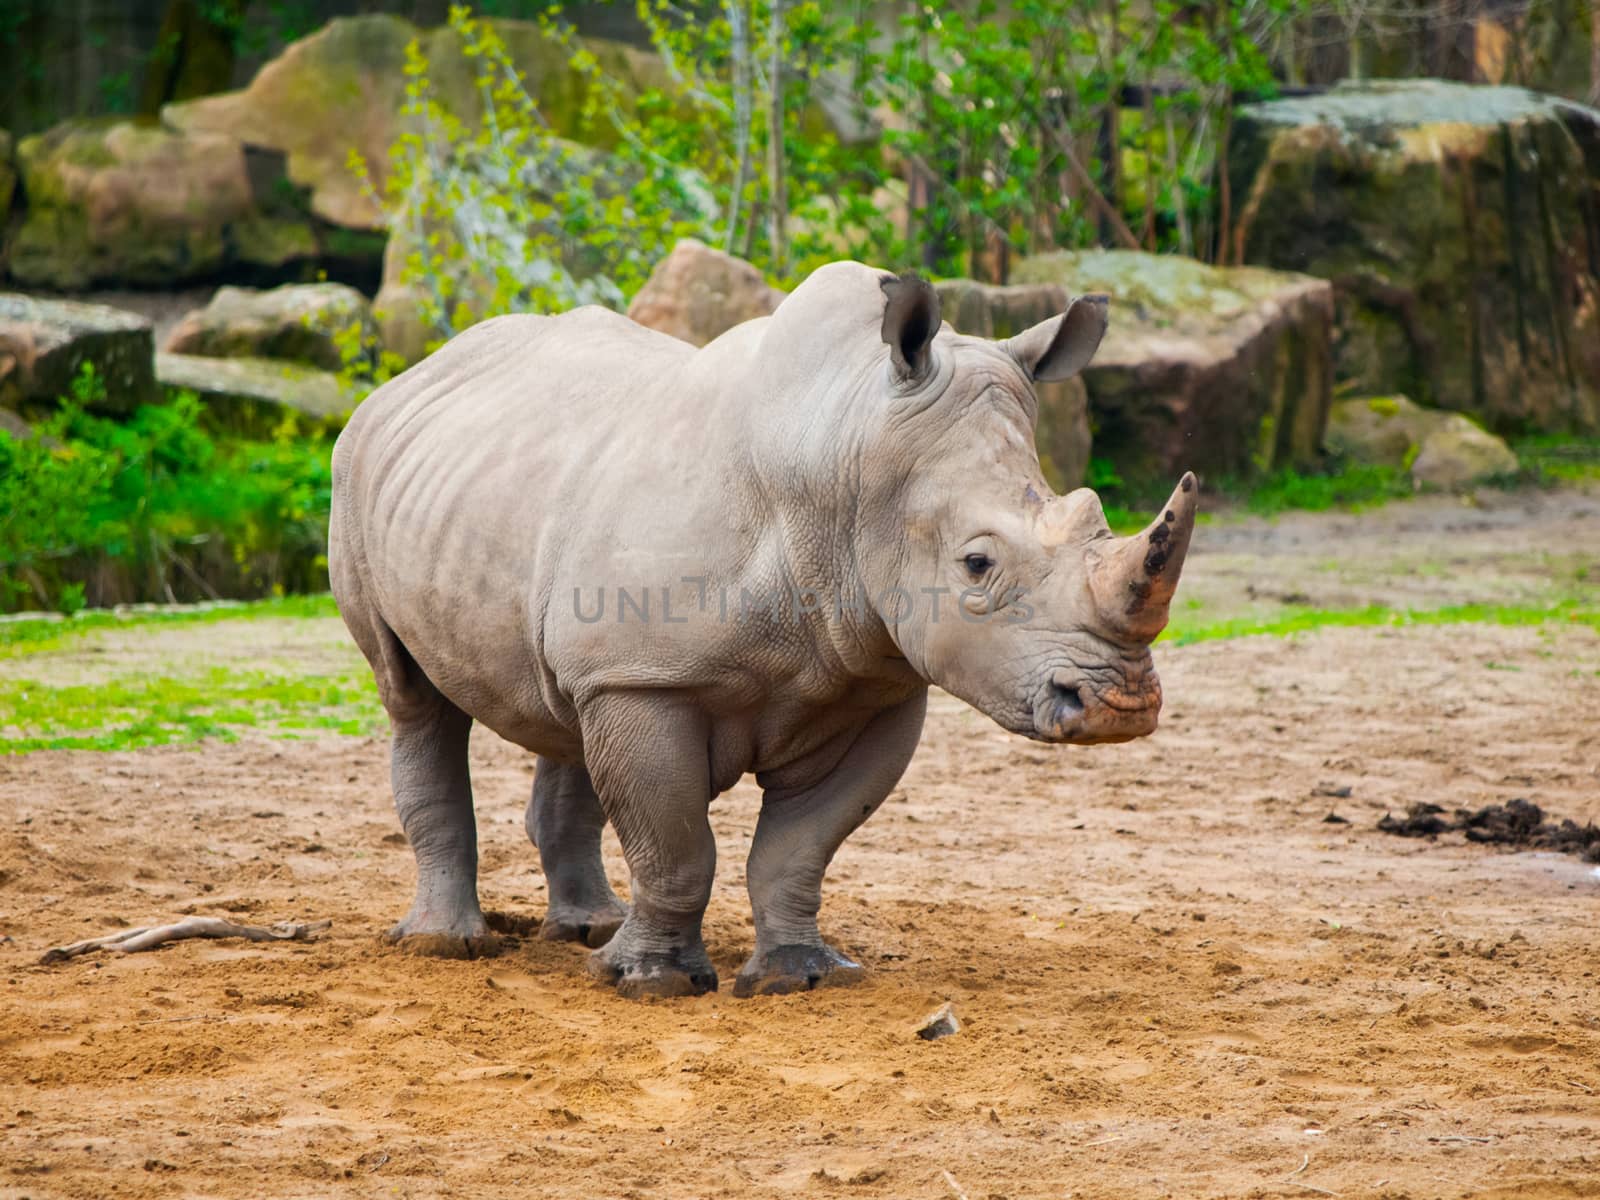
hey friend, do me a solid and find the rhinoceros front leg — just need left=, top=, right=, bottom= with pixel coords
left=580, top=694, right=718, bottom=999
left=526, top=757, right=627, bottom=948
left=735, top=691, right=927, bottom=998
left=386, top=692, right=498, bottom=959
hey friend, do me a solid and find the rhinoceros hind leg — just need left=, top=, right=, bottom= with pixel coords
left=580, top=694, right=719, bottom=998
left=380, top=652, right=498, bottom=958
left=526, top=758, right=628, bottom=948
left=737, top=692, right=926, bottom=998
left=541, top=910, right=626, bottom=950
left=734, top=943, right=865, bottom=997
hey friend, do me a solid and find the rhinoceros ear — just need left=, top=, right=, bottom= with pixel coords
left=1006, top=293, right=1109, bottom=383
left=880, top=272, right=941, bottom=381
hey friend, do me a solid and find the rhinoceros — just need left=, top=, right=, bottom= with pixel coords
left=330, top=263, right=1196, bottom=999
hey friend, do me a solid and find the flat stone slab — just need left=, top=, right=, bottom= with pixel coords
left=1236, top=78, right=1581, bottom=131
left=0, top=293, right=157, bottom=414
left=156, top=352, right=359, bottom=437
left=163, top=282, right=378, bottom=371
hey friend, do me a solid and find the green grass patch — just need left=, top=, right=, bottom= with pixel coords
left=1512, top=435, right=1600, bottom=485
left=0, top=593, right=341, bottom=660
left=1162, top=600, right=1600, bottom=646
left=0, top=662, right=382, bottom=754
left=1227, top=463, right=1416, bottom=517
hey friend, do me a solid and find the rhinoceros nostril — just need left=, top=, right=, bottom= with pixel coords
left=1052, top=682, right=1084, bottom=714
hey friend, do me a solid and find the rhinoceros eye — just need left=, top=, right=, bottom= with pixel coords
left=963, top=553, right=993, bottom=578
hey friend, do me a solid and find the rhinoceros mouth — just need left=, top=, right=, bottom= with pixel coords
left=1028, top=666, right=1162, bottom=744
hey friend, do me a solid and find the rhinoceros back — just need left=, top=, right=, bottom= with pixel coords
left=330, top=307, right=701, bottom=748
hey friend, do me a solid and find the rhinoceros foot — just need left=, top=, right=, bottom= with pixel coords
left=733, top=944, right=865, bottom=998
left=386, top=910, right=502, bottom=960
left=386, top=928, right=503, bottom=960
left=586, top=938, right=718, bottom=1000
left=539, top=901, right=627, bottom=949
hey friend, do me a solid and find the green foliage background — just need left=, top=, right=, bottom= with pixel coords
left=0, top=367, right=334, bottom=615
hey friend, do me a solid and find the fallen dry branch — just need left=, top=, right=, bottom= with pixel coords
left=40, top=917, right=331, bottom=964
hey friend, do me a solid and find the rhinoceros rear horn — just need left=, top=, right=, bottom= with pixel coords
left=880, top=272, right=940, bottom=380
left=1088, top=472, right=1199, bottom=643
left=1006, top=293, right=1109, bottom=383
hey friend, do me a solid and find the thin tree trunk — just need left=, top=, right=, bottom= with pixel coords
left=1216, top=98, right=1234, bottom=266
left=1164, top=107, right=1193, bottom=258
left=767, top=0, right=788, bottom=276
left=725, top=0, right=753, bottom=254
left=1098, top=1, right=1123, bottom=248
left=1141, top=82, right=1157, bottom=250
left=139, top=0, right=246, bottom=116
left=1590, top=0, right=1600, bottom=106
left=1042, top=122, right=1143, bottom=251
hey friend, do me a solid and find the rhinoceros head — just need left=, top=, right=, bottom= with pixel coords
left=863, top=272, right=1197, bottom=745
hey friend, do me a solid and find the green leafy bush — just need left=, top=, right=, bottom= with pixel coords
left=0, top=367, right=333, bottom=614
left=353, top=6, right=707, bottom=347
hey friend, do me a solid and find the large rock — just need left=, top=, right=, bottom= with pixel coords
left=1230, top=80, right=1600, bottom=435
left=163, top=15, right=673, bottom=232
left=1409, top=422, right=1520, bottom=488
left=164, top=283, right=377, bottom=372
left=1325, top=394, right=1440, bottom=467
left=933, top=279, right=1092, bottom=492
left=0, top=294, right=157, bottom=414
left=1011, top=250, right=1335, bottom=486
left=156, top=352, right=359, bottom=438
left=9, top=118, right=317, bottom=290
left=1326, top=394, right=1519, bottom=489
left=626, top=239, right=785, bottom=348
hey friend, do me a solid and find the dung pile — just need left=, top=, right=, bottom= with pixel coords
left=1378, top=797, right=1600, bottom=862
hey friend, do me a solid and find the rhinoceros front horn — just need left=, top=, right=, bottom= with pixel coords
left=1088, top=472, right=1199, bottom=643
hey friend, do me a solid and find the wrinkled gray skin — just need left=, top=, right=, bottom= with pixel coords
left=330, top=262, right=1196, bottom=999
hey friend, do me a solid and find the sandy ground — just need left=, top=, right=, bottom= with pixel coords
left=2, top=491, right=1599, bottom=1199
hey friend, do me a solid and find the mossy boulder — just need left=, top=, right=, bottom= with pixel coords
left=933, top=278, right=1092, bottom=492
left=627, top=239, right=785, bottom=349
left=1010, top=250, right=1335, bottom=488
left=1410, top=422, right=1519, bottom=488
left=163, top=15, right=674, bottom=232
left=1324, top=394, right=1433, bottom=467
left=156, top=352, right=358, bottom=439
left=1230, top=80, right=1600, bottom=435
left=9, top=118, right=318, bottom=289
left=164, top=283, right=377, bottom=372
left=0, top=294, right=157, bottom=415
left=1326, top=393, right=1518, bottom=489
